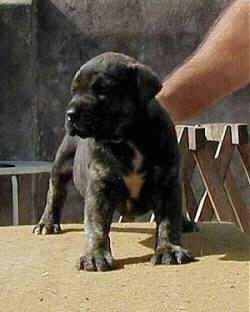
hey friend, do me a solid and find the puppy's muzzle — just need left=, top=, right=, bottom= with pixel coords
left=66, top=107, right=80, bottom=123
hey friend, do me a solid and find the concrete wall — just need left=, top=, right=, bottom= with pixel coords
left=2, top=0, right=249, bottom=161
left=0, top=0, right=249, bottom=224
left=0, top=0, right=37, bottom=160
left=35, top=0, right=250, bottom=160
left=0, top=1, right=38, bottom=225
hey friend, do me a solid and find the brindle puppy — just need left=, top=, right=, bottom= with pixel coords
left=33, top=52, right=194, bottom=271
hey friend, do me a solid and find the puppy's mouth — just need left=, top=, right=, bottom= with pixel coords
left=66, top=121, right=122, bottom=142
left=65, top=113, right=129, bottom=142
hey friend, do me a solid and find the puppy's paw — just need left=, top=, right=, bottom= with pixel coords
left=151, top=245, right=194, bottom=265
left=32, top=223, right=61, bottom=235
left=77, top=251, right=116, bottom=272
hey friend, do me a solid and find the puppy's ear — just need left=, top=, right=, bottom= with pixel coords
left=130, top=63, right=162, bottom=103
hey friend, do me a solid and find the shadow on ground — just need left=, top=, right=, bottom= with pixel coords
left=61, top=222, right=250, bottom=265
left=112, top=222, right=250, bottom=263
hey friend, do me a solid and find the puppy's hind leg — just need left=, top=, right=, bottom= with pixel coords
left=33, top=135, right=78, bottom=235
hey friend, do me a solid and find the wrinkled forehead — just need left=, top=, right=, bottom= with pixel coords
left=71, top=53, right=137, bottom=94
left=71, top=69, right=96, bottom=94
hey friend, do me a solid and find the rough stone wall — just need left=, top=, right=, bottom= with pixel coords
left=36, top=0, right=249, bottom=161
left=0, top=0, right=249, bottom=224
left=0, top=1, right=38, bottom=225
left=0, top=0, right=37, bottom=160
left=1, top=0, right=248, bottom=161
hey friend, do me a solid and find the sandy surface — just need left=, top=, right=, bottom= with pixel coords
left=0, top=222, right=249, bottom=312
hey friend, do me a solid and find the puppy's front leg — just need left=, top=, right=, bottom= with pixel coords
left=33, top=135, right=78, bottom=235
left=78, top=174, right=117, bottom=272
left=151, top=180, right=194, bottom=265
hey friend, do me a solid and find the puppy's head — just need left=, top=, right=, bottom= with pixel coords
left=65, top=52, right=161, bottom=141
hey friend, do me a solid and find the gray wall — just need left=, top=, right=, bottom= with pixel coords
left=0, top=1, right=37, bottom=160
left=1, top=0, right=249, bottom=161
left=36, top=0, right=249, bottom=160
left=0, top=0, right=249, bottom=224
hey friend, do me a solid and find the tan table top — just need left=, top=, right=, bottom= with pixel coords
left=0, top=222, right=249, bottom=312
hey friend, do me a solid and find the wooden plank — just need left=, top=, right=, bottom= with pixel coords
left=175, top=125, right=185, bottom=142
left=224, top=170, right=250, bottom=234
left=176, top=125, right=188, bottom=146
left=200, top=123, right=248, bottom=143
left=178, top=126, right=199, bottom=221
left=202, top=123, right=226, bottom=141
left=215, top=125, right=235, bottom=179
left=182, top=153, right=197, bottom=220
left=231, top=124, right=248, bottom=145
left=193, top=142, right=238, bottom=224
left=0, top=176, right=12, bottom=225
left=150, top=213, right=155, bottom=223
left=238, top=143, right=250, bottom=184
left=13, top=173, right=50, bottom=225
left=193, top=140, right=217, bottom=222
left=188, top=126, right=206, bottom=151
left=185, top=128, right=215, bottom=222
left=18, top=175, right=33, bottom=225
left=118, top=215, right=135, bottom=223
left=32, top=173, right=49, bottom=224
left=211, top=125, right=249, bottom=232
left=177, top=125, right=207, bottom=150
left=195, top=191, right=214, bottom=222
left=180, top=124, right=249, bottom=233
left=194, top=124, right=249, bottom=232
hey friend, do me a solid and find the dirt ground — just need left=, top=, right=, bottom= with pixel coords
left=0, top=222, right=249, bottom=312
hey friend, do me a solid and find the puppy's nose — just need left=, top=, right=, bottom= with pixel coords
left=66, top=107, right=79, bottom=122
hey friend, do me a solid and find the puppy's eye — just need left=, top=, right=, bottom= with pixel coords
left=96, top=84, right=111, bottom=96
left=92, top=75, right=115, bottom=96
left=98, top=94, right=107, bottom=101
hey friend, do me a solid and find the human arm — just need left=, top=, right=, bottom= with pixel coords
left=156, top=0, right=250, bottom=123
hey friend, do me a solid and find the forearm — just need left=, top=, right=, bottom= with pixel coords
left=157, top=0, right=250, bottom=123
